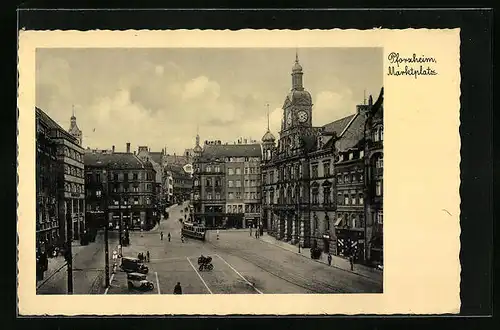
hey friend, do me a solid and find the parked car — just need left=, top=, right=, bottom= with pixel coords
left=127, top=272, right=154, bottom=291
left=120, top=257, right=149, bottom=274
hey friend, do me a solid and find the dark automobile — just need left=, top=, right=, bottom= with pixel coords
left=120, top=257, right=149, bottom=274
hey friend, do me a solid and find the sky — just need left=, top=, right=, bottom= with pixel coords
left=36, top=48, right=382, bottom=154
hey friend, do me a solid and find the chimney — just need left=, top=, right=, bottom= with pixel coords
left=112, top=145, right=115, bottom=153
left=126, top=142, right=131, bottom=153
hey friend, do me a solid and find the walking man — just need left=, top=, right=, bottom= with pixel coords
left=327, top=253, right=332, bottom=266
left=174, top=282, right=182, bottom=294
left=146, top=251, right=150, bottom=262
left=168, top=232, right=171, bottom=242
left=216, top=229, right=220, bottom=240
left=250, top=226, right=253, bottom=237
left=349, top=255, right=354, bottom=271
left=160, top=231, right=164, bottom=241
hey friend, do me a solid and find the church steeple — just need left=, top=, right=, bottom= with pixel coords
left=68, top=104, right=82, bottom=146
left=193, top=124, right=202, bottom=155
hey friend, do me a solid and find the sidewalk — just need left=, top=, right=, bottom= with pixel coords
left=259, top=234, right=383, bottom=282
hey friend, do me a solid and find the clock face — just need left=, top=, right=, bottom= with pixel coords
left=298, top=110, right=309, bottom=123
left=286, top=113, right=293, bottom=125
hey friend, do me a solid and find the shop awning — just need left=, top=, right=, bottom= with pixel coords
left=334, top=218, right=342, bottom=226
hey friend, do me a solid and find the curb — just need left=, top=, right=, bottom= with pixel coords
left=259, top=237, right=380, bottom=281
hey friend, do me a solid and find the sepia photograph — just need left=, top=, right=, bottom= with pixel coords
left=35, top=47, right=384, bottom=295
left=18, top=29, right=461, bottom=315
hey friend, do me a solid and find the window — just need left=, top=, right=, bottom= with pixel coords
left=245, top=205, right=249, bottom=213
left=238, top=205, right=243, bottom=213
left=359, top=194, right=364, bottom=205
left=377, top=211, right=383, bottom=224
left=206, top=179, right=212, bottom=187
left=228, top=180, right=234, bottom=188
left=349, top=153, right=354, bottom=160
left=251, top=180, right=256, bottom=187
left=215, top=179, right=221, bottom=187
left=207, top=193, right=212, bottom=200
left=323, top=162, right=331, bottom=176
left=133, top=172, right=138, bottom=180
left=244, top=167, right=249, bottom=174
left=375, top=181, right=383, bottom=196
left=344, top=195, right=349, bottom=205
left=337, top=174, right=343, bottom=184
left=113, top=184, right=119, bottom=193
left=376, top=155, right=384, bottom=169
left=194, top=180, right=199, bottom=187
left=215, top=166, right=220, bottom=172
left=133, top=197, right=139, bottom=205
left=123, top=173, right=128, bottom=181
left=250, top=167, right=255, bottom=174
left=235, top=168, right=241, bottom=175
left=351, top=195, right=356, bottom=205
left=344, top=174, right=349, bottom=183
left=359, top=172, right=364, bottom=182
left=325, top=215, right=330, bottom=231
left=235, top=180, right=241, bottom=187
left=323, top=187, right=331, bottom=204
left=251, top=192, right=256, bottom=200
left=215, top=193, right=221, bottom=200
left=245, top=192, right=250, bottom=199
left=96, top=173, right=101, bottom=183
left=360, top=150, right=364, bottom=158
left=312, top=165, right=318, bottom=178
left=245, top=180, right=249, bottom=187
left=352, top=173, right=357, bottom=182
left=114, top=173, right=118, bottom=181
left=228, top=168, right=234, bottom=175
left=312, top=190, right=319, bottom=204
left=206, top=166, right=211, bottom=172
left=133, top=186, right=139, bottom=192
left=337, top=192, right=343, bottom=204
left=228, top=192, right=234, bottom=199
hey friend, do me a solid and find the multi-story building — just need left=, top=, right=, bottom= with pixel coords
left=36, top=109, right=60, bottom=254
left=363, top=89, right=384, bottom=265
left=36, top=107, right=86, bottom=246
left=84, top=143, right=157, bottom=231
left=261, top=54, right=317, bottom=247
left=167, top=164, right=192, bottom=203
left=193, top=140, right=262, bottom=228
left=260, top=54, right=384, bottom=265
left=137, top=146, right=163, bottom=220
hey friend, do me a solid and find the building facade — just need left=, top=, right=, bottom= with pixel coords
left=84, top=143, right=157, bottom=231
left=36, top=107, right=86, bottom=247
left=260, top=55, right=384, bottom=265
left=36, top=109, right=60, bottom=254
left=193, top=140, right=262, bottom=228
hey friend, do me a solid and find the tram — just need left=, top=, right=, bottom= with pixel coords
left=181, top=222, right=206, bottom=241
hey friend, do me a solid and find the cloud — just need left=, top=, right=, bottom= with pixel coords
left=313, top=89, right=357, bottom=126
left=181, top=76, right=221, bottom=101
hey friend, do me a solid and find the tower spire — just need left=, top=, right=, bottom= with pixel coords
left=364, top=90, right=366, bottom=105
left=295, top=48, right=299, bottom=63
left=266, top=103, right=270, bottom=131
left=72, top=104, right=75, bottom=118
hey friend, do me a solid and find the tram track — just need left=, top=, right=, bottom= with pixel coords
left=206, top=240, right=352, bottom=294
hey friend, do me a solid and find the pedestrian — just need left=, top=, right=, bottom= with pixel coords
left=168, top=232, right=171, bottom=242
left=327, top=253, right=332, bottom=266
left=138, top=253, right=142, bottom=261
left=181, top=235, right=184, bottom=243
left=250, top=227, right=252, bottom=237
left=146, top=251, right=150, bottom=262
left=160, top=231, right=164, bottom=240
left=173, top=282, right=182, bottom=294
left=216, top=229, right=220, bottom=240
left=349, top=255, right=354, bottom=271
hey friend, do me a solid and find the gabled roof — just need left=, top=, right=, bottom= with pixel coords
left=322, top=114, right=356, bottom=137
left=84, top=152, right=152, bottom=170
left=201, top=143, right=262, bottom=160
left=36, top=107, right=78, bottom=144
left=149, top=152, right=163, bottom=164
left=335, top=113, right=367, bottom=152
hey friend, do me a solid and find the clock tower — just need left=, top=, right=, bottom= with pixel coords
left=279, top=52, right=313, bottom=154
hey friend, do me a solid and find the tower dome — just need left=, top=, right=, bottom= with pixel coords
left=262, top=129, right=276, bottom=143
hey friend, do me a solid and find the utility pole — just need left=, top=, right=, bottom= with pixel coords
left=119, top=196, right=123, bottom=247
left=66, top=208, right=73, bottom=294
left=103, top=169, right=110, bottom=287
